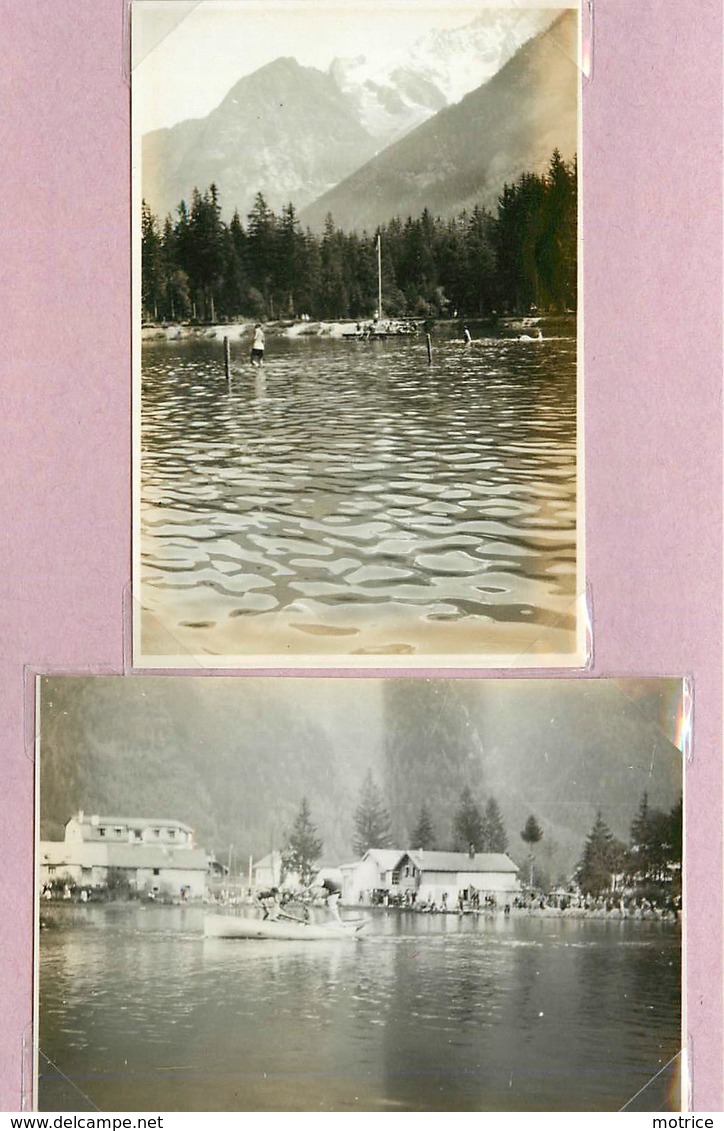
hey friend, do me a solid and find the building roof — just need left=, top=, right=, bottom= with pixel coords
left=362, top=849, right=408, bottom=869
left=253, top=851, right=281, bottom=870
left=69, top=814, right=194, bottom=832
left=338, top=850, right=520, bottom=876
left=405, top=851, right=519, bottom=874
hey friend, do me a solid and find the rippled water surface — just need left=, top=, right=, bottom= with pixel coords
left=139, top=333, right=578, bottom=659
left=39, top=907, right=680, bottom=1112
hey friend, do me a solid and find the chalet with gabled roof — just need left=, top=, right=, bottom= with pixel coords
left=341, top=847, right=520, bottom=905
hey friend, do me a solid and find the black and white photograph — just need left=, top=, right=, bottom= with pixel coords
left=37, top=675, right=683, bottom=1112
left=133, top=1, right=583, bottom=666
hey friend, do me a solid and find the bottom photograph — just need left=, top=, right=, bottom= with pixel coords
left=35, top=676, right=684, bottom=1113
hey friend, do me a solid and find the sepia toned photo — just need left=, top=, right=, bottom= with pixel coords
left=36, top=676, right=683, bottom=1112
left=133, top=1, right=583, bottom=667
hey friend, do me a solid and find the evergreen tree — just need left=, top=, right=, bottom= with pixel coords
left=481, top=796, right=508, bottom=853
left=520, top=814, right=543, bottom=887
left=410, top=803, right=435, bottom=850
left=222, top=209, right=250, bottom=318
left=520, top=814, right=543, bottom=848
left=186, top=183, right=226, bottom=322
left=140, top=151, right=577, bottom=323
left=537, top=149, right=577, bottom=312
left=628, top=791, right=675, bottom=885
left=630, top=791, right=650, bottom=846
left=162, top=215, right=191, bottom=321
left=280, top=797, right=323, bottom=888
left=181, top=183, right=226, bottom=321
left=173, top=199, right=197, bottom=316
left=646, top=808, right=678, bottom=883
left=667, top=795, right=683, bottom=898
left=626, top=792, right=682, bottom=899
left=628, top=791, right=652, bottom=881
left=277, top=202, right=307, bottom=316
left=297, top=228, right=321, bottom=316
left=141, top=201, right=166, bottom=321
left=246, top=192, right=277, bottom=317
left=318, top=213, right=349, bottom=318
left=353, top=770, right=392, bottom=857
left=464, top=206, right=496, bottom=315
left=454, top=786, right=485, bottom=853
left=668, top=795, right=683, bottom=868
left=341, top=231, right=366, bottom=317
left=493, top=159, right=577, bottom=314
left=576, top=811, right=627, bottom=896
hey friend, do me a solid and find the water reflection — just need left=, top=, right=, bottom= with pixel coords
left=139, top=335, right=579, bottom=658
left=39, top=906, right=679, bottom=1112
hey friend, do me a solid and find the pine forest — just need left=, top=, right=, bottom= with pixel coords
left=141, top=151, right=577, bottom=325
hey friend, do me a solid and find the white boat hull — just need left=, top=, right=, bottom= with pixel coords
left=204, top=913, right=367, bottom=941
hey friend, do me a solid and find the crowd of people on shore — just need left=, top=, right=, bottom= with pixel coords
left=343, top=318, right=419, bottom=339
left=44, top=877, right=681, bottom=925
left=359, top=886, right=681, bottom=922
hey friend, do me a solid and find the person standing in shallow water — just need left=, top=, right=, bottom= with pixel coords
left=250, top=323, right=265, bottom=367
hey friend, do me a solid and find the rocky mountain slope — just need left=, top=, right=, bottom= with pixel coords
left=142, top=57, right=378, bottom=221
left=142, top=9, right=561, bottom=223
left=300, top=9, right=578, bottom=232
left=329, top=6, right=556, bottom=147
left=40, top=675, right=680, bottom=880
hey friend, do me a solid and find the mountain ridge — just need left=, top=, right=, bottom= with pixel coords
left=40, top=677, right=681, bottom=884
left=327, top=7, right=556, bottom=148
left=142, top=57, right=378, bottom=221
left=141, top=10, right=564, bottom=223
left=300, top=9, right=578, bottom=232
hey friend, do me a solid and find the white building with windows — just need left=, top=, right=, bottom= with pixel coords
left=341, top=848, right=521, bottom=905
left=252, top=851, right=283, bottom=889
left=39, top=811, right=211, bottom=897
left=340, top=849, right=406, bottom=904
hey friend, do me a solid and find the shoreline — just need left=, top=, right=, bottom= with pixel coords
left=141, top=312, right=577, bottom=344
left=40, top=897, right=680, bottom=925
left=140, top=318, right=407, bottom=343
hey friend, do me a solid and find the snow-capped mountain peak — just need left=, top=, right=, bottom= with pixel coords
left=328, top=7, right=560, bottom=143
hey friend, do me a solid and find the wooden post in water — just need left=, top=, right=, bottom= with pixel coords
left=224, top=335, right=231, bottom=384
left=426, top=332, right=433, bottom=365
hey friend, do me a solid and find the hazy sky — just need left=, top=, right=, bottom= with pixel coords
left=133, top=0, right=575, bottom=135
left=40, top=675, right=684, bottom=850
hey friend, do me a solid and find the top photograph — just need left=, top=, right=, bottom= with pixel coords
left=132, top=0, right=583, bottom=668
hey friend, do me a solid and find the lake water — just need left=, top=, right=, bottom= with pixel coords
left=38, top=906, right=680, bottom=1112
left=139, top=331, right=579, bottom=660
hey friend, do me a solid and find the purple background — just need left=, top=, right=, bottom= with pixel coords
left=1, top=0, right=721, bottom=1112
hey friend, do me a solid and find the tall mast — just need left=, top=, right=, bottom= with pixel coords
left=377, top=233, right=383, bottom=319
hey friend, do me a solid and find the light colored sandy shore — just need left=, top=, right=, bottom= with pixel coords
left=140, top=319, right=366, bottom=343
